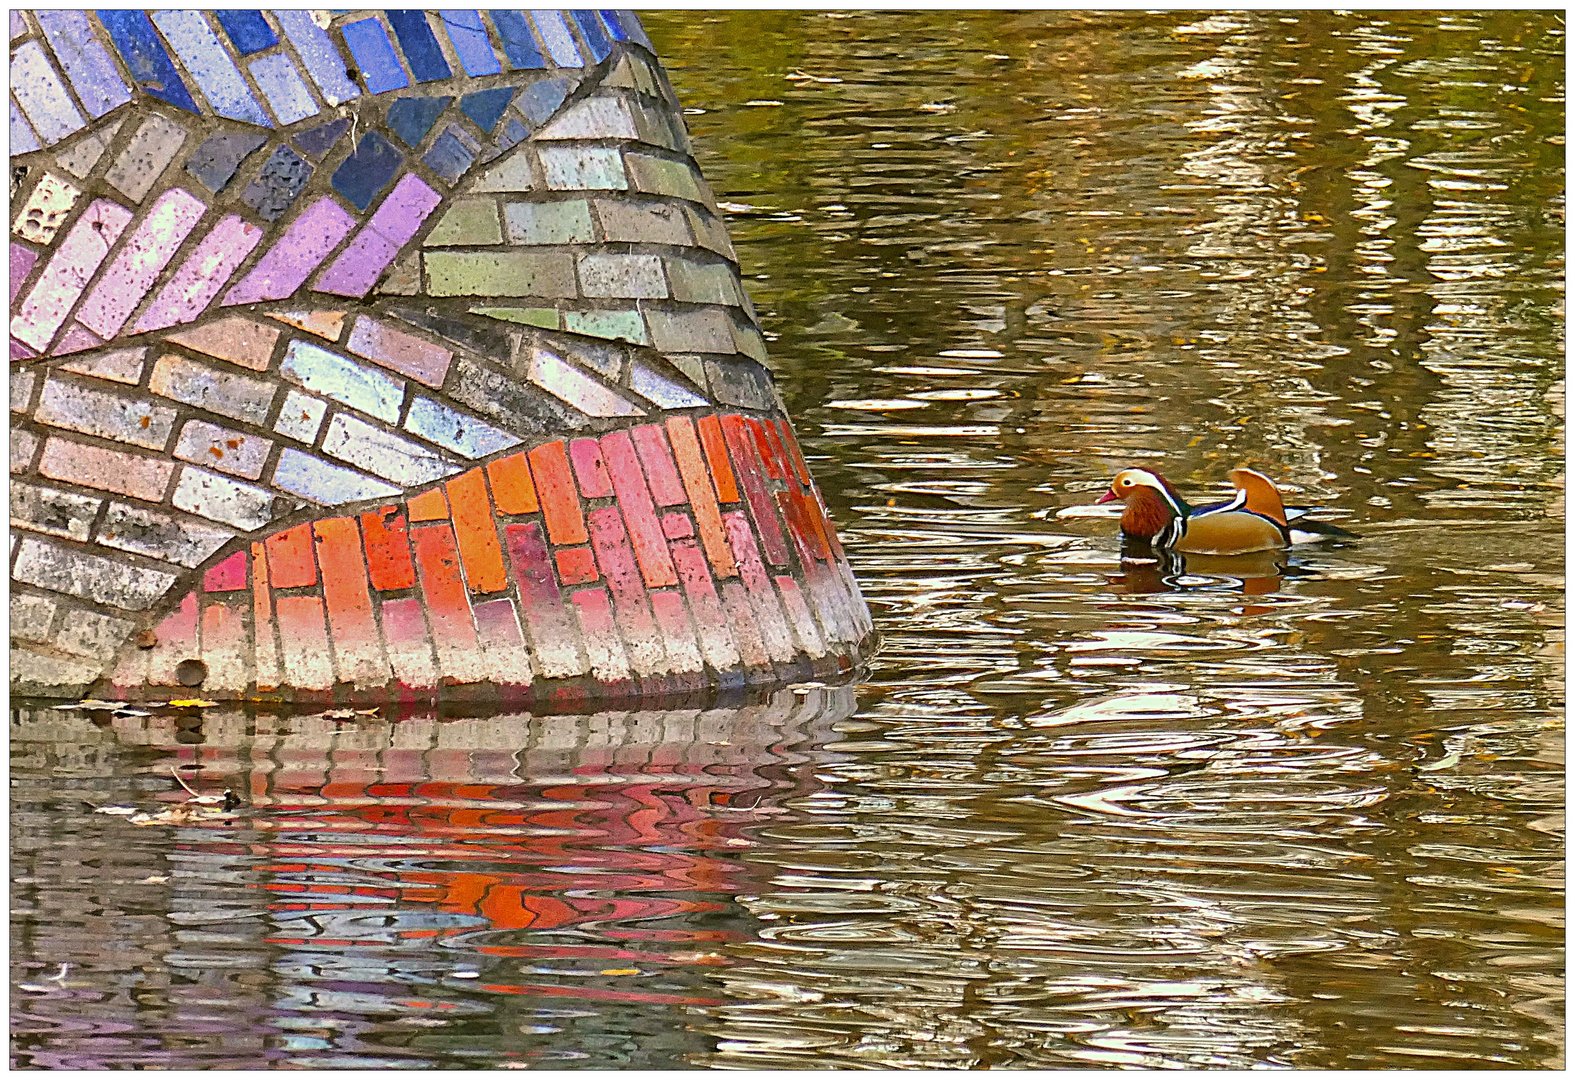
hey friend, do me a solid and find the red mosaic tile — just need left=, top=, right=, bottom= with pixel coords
left=445, top=468, right=509, bottom=595
left=199, top=600, right=248, bottom=694
left=275, top=594, right=335, bottom=692
left=746, top=416, right=784, bottom=481
left=585, top=505, right=668, bottom=676
left=720, top=415, right=789, bottom=567
left=570, top=587, right=633, bottom=684
left=660, top=511, right=694, bottom=540
left=775, top=417, right=814, bottom=488
left=555, top=545, right=599, bottom=585
left=805, top=487, right=847, bottom=562
left=472, top=596, right=534, bottom=687
left=145, top=591, right=198, bottom=688
left=670, top=537, right=742, bottom=672
left=203, top=549, right=248, bottom=592
left=251, top=541, right=280, bottom=691
left=720, top=509, right=798, bottom=663
left=649, top=589, right=704, bottom=675
left=313, top=515, right=391, bottom=688
left=718, top=579, right=770, bottom=669
left=411, top=523, right=487, bottom=685
left=487, top=451, right=539, bottom=515
left=380, top=595, right=438, bottom=691
left=569, top=437, right=614, bottom=498
left=599, top=429, right=679, bottom=589
left=631, top=424, right=687, bottom=507
left=360, top=506, right=416, bottom=591
left=265, top=523, right=317, bottom=589
left=777, top=490, right=831, bottom=562
left=528, top=440, right=589, bottom=546
left=665, top=416, right=738, bottom=580
left=407, top=487, right=449, bottom=522
left=696, top=414, right=739, bottom=503
left=503, top=521, right=585, bottom=680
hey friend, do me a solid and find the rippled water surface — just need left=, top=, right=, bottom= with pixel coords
left=12, top=11, right=1564, bottom=1069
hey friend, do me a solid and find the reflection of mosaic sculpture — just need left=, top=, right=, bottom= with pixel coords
left=10, top=11, right=873, bottom=701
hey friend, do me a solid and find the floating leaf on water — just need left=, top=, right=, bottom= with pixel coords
left=600, top=968, right=640, bottom=976
left=163, top=699, right=218, bottom=708
left=322, top=708, right=357, bottom=720
left=93, top=805, right=137, bottom=816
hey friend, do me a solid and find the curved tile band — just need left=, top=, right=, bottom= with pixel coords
left=10, top=10, right=874, bottom=701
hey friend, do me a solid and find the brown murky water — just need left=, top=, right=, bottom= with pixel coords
left=12, top=11, right=1563, bottom=1069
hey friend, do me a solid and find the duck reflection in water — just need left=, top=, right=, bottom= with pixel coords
left=1111, top=539, right=1314, bottom=596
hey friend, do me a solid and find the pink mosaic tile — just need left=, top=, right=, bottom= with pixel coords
left=75, top=187, right=206, bottom=338
left=10, top=198, right=134, bottom=351
left=345, top=316, right=452, bottom=387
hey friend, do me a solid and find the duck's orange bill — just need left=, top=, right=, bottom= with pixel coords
left=1095, top=490, right=1118, bottom=504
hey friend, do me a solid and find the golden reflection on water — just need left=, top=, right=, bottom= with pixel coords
left=11, top=9, right=1564, bottom=1071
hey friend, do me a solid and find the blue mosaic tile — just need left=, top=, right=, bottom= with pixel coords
left=498, top=116, right=529, bottom=152
left=530, top=11, right=583, bottom=68
left=460, top=87, right=516, bottom=134
left=405, top=396, right=522, bottom=458
left=437, top=10, right=501, bottom=77
left=186, top=130, right=269, bottom=193
left=342, top=18, right=410, bottom=95
left=96, top=10, right=200, bottom=114
left=604, top=9, right=648, bottom=51
left=215, top=10, right=278, bottom=56
left=292, top=117, right=350, bottom=161
left=423, top=125, right=480, bottom=184
left=598, top=10, right=630, bottom=41
left=34, top=10, right=131, bottom=120
left=272, top=448, right=401, bottom=504
left=330, top=130, right=403, bottom=210
left=250, top=52, right=320, bottom=125
left=490, top=10, right=546, bottom=71
left=11, top=99, right=41, bottom=155
left=152, top=10, right=272, bottom=127
left=274, top=10, right=360, bottom=106
left=240, top=144, right=313, bottom=221
left=11, top=40, right=86, bottom=145
left=281, top=339, right=405, bottom=423
left=386, top=96, right=450, bottom=148
left=517, top=78, right=572, bottom=126
left=385, top=10, right=452, bottom=83
left=571, top=10, right=613, bottom=63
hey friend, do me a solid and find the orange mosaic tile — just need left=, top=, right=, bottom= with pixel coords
left=747, top=416, right=784, bottom=481
left=360, top=506, right=416, bottom=591
left=486, top=452, right=539, bottom=515
left=696, top=414, right=739, bottom=504
left=407, top=487, right=450, bottom=522
left=720, top=415, right=789, bottom=567
left=265, top=522, right=317, bottom=589
left=411, top=523, right=486, bottom=685
left=528, top=440, right=589, bottom=546
left=251, top=541, right=280, bottom=692
left=313, top=515, right=389, bottom=687
left=775, top=417, right=814, bottom=488
left=445, top=468, right=508, bottom=595
left=665, top=416, right=737, bottom=580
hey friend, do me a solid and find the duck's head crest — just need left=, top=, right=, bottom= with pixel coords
left=1097, top=468, right=1186, bottom=513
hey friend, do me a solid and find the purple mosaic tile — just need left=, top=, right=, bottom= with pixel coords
left=11, top=243, right=38, bottom=301
left=10, top=198, right=134, bottom=351
left=133, top=215, right=265, bottom=333
left=75, top=187, right=207, bottom=339
left=223, top=197, right=357, bottom=305
left=315, top=173, right=442, bottom=297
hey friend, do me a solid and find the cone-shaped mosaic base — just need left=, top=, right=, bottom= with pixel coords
left=10, top=10, right=874, bottom=701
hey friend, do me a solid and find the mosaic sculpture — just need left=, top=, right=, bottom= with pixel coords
left=10, top=10, right=874, bottom=702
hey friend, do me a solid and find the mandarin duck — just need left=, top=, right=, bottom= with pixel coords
left=1096, top=467, right=1357, bottom=555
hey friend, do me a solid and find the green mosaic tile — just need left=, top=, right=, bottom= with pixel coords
left=471, top=305, right=560, bottom=329
left=503, top=199, right=593, bottom=245
left=425, top=197, right=503, bottom=246
left=562, top=308, right=649, bottom=345
left=424, top=250, right=576, bottom=297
